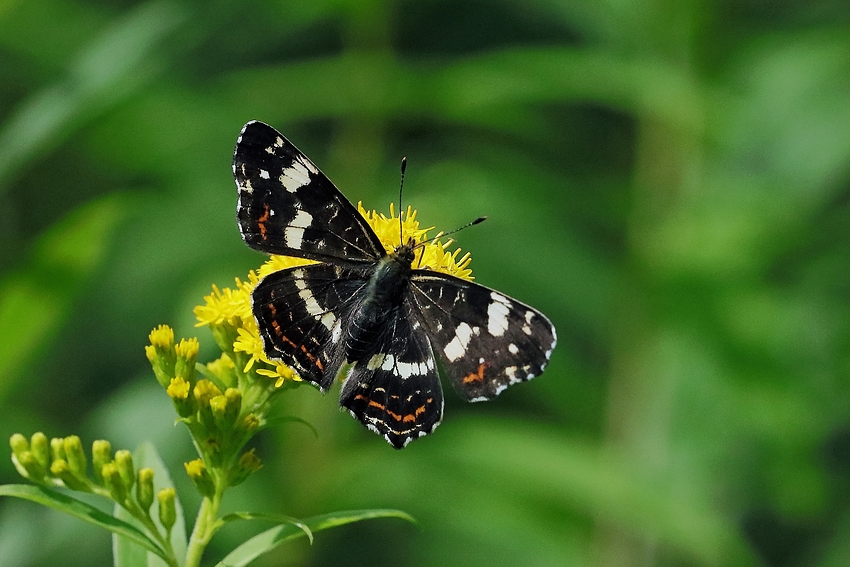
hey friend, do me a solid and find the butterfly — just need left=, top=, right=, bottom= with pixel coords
left=233, top=120, right=557, bottom=448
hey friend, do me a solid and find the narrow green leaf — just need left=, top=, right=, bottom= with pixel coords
left=260, top=415, right=319, bottom=438
left=0, top=484, right=167, bottom=560
left=113, top=443, right=187, bottom=567
left=216, top=512, right=312, bottom=544
left=215, top=509, right=416, bottom=567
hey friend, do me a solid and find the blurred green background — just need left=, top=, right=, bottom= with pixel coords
left=2, top=0, right=850, bottom=566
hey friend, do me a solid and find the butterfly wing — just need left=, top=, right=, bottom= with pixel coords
left=234, top=121, right=385, bottom=264
left=340, top=299, right=444, bottom=449
left=251, top=263, right=370, bottom=390
left=409, top=271, right=557, bottom=402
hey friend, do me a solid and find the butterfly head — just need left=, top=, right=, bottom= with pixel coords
left=392, top=237, right=417, bottom=267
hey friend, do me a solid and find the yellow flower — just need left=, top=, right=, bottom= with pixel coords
left=356, top=202, right=474, bottom=280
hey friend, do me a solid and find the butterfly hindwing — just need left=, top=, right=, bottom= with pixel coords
left=409, top=271, right=557, bottom=402
left=234, top=121, right=384, bottom=263
left=340, top=300, right=444, bottom=449
left=252, top=262, right=370, bottom=389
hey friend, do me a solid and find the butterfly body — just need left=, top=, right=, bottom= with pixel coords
left=346, top=241, right=415, bottom=364
left=234, top=120, right=557, bottom=448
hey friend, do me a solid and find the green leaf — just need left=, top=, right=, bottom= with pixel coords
left=215, top=512, right=313, bottom=544
left=215, top=509, right=416, bottom=567
left=0, top=484, right=167, bottom=560
left=113, top=443, right=187, bottom=567
left=259, top=415, right=319, bottom=438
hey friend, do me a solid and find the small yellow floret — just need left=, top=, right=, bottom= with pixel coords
left=184, top=459, right=206, bottom=478
left=193, top=379, right=222, bottom=403
left=166, top=377, right=191, bottom=400
left=149, top=325, right=174, bottom=348
left=175, top=338, right=199, bottom=359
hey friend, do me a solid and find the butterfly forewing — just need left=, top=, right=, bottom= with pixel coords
left=340, top=300, right=444, bottom=448
left=252, top=263, right=370, bottom=389
left=234, top=121, right=384, bottom=264
left=409, top=271, right=557, bottom=401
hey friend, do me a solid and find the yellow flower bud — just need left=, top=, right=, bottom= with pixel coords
left=147, top=325, right=177, bottom=387
left=114, top=450, right=135, bottom=491
left=30, top=433, right=50, bottom=471
left=184, top=459, right=215, bottom=498
left=51, top=459, right=90, bottom=492
left=167, top=377, right=194, bottom=417
left=174, top=337, right=200, bottom=382
left=50, top=437, right=66, bottom=462
left=62, top=436, right=87, bottom=481
left=102, top=462, right=127, bottom=503
left=157, top=488, right=177, bottom=533
left=14, top=451, right=46, bottom=482
left=92, top=440, right=112, bottom=483
left=137, top=468, right=155, bottom=511
left=9, top=433, right=28, bottom=456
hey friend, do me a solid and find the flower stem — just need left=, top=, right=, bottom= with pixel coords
left=184, top=487, right=223, bottom=567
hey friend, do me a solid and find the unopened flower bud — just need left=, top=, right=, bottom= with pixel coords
left=51, top=459, right=89, bottom=492
left=166, top=377, right=194, bottom=417
left=147, top=325, right=177, bottom=387
left=62, top=436, right=87, bottom=480
left=230, top=449, right=262, bottom=486
left=184, top=459, right=215, bottom=498
left=50, top=437, right=66, bottom=462
left=9, top=433, right=28, bottom=455
left=114, top=450, right=135, bottom=491
left=137, top=468, right=155, bottom=511
left=14, top=451, right=46, bottom=482
left=30, top=433, right=50, bottom=471
left=157, top=488, right=177, bottom=532
left=92, top=440, right=112, bottom=482
left=240, top=413, right=260, bottom=432
left=102, top=462, right=127, bottom=503
left=174, top=338, right=199, bottom=382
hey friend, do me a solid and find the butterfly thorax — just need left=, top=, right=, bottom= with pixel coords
left=344, top=239, right=416, bottom=363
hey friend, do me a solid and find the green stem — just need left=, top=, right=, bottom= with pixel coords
left=184, top=487, right=223, bottom=567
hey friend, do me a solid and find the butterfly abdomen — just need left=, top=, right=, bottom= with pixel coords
left=345, top=245, right=415, bottom=363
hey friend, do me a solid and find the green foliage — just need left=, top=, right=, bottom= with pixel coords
left=2, top=0, right=850, bottom=566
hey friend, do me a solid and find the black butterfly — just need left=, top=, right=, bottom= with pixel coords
left=233, top=121, right=557, bottom=448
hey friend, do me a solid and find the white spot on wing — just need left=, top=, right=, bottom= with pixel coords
left=487, top=293, right=511, bottom=337
left=298, top=155, right=319, bottom=174
left=284, top=227, right=304, bottom=248
left=259, top=169, right=270, bottom=179
left=320, top=311, right=336, bottom=331
left=508, top=343, right=519, bottom=355
left=298, top=287, right=322, bottom=316
left=443, top=322, right=474, bottom=362
left=291, top=209, right=313, bottom=229
left=279, top=160, right=311, bottom=192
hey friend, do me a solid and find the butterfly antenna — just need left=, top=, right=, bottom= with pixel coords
left=412, top=215, right=487, bottom=268
left=398, top=157, right=407, bottom=247
left=435, top=216, right=487, bottom=240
